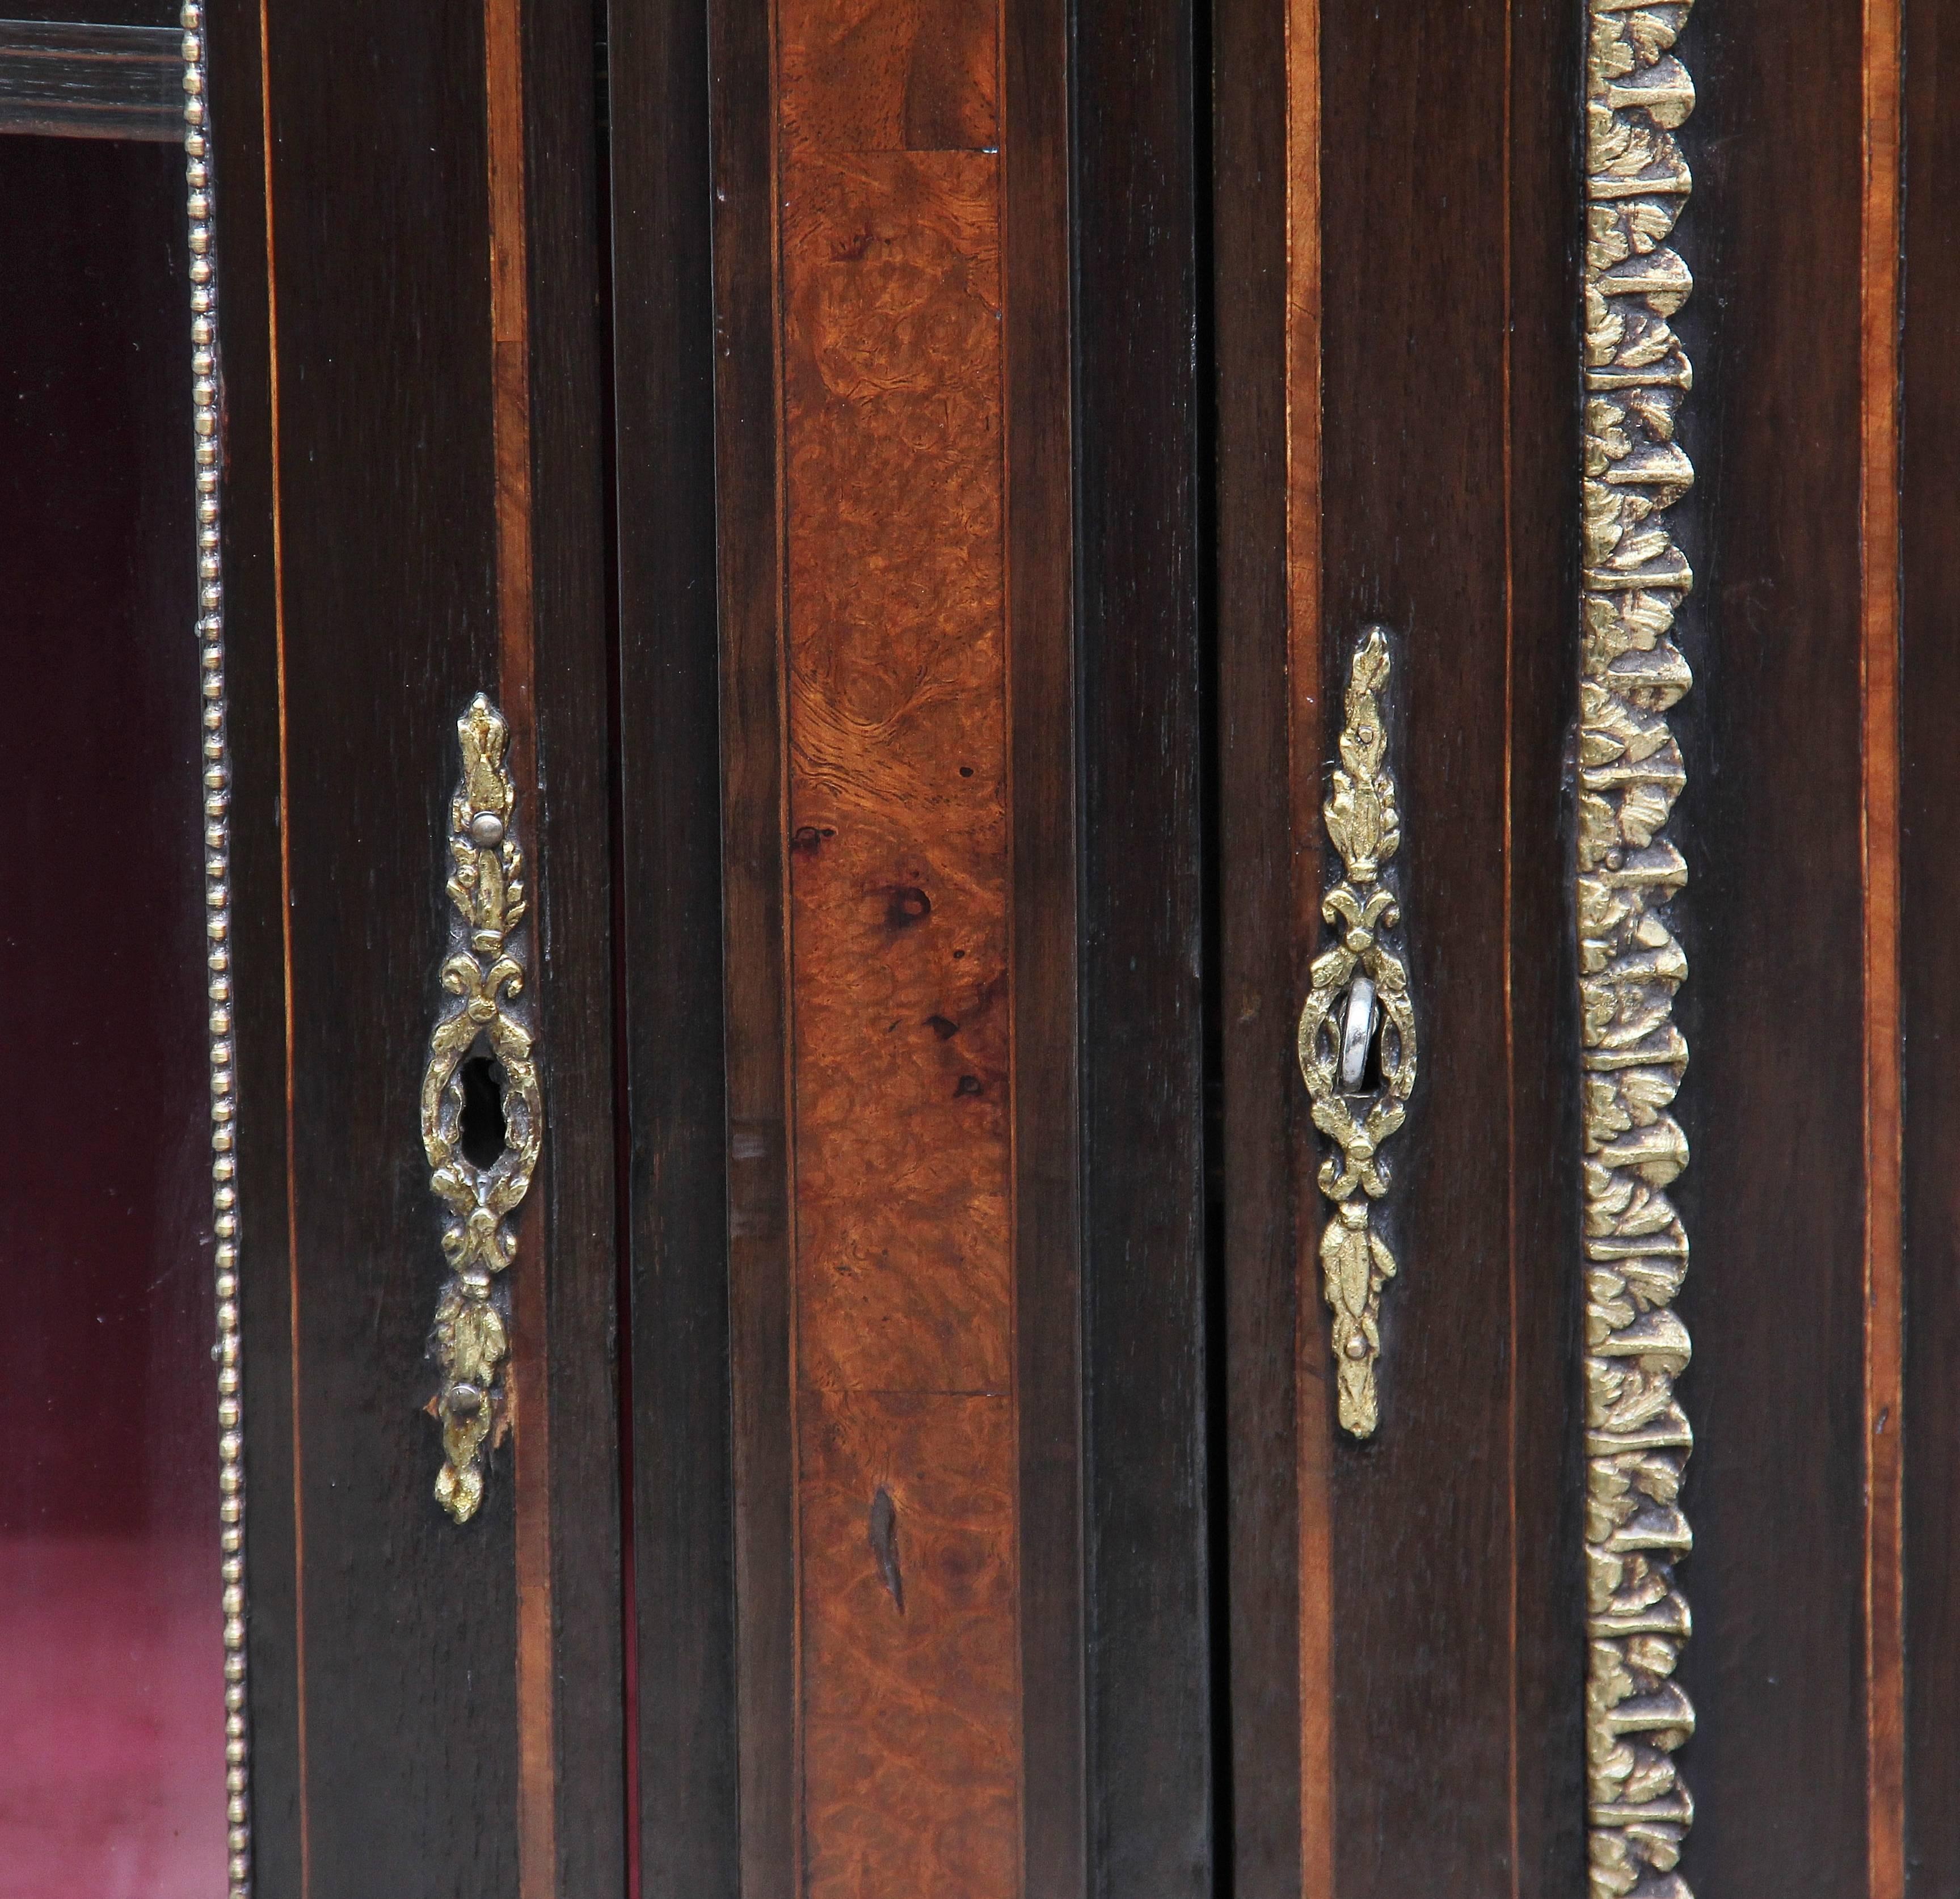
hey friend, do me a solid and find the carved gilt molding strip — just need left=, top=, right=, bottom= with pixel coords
left=423, top=695, right=542, bottom=1524
left=1579, top=4, right=1698, bottom=1894
left=1299, top=628, right=1417, bottom=1438
left=179, top=9, right=251, bottom=1893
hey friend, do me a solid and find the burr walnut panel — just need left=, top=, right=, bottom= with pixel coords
left=779, top=0, right=997, bottom=154
left=785, top=148, right=1010, bottom=1400
left=776, top=6, right=1020, bottom=1885
left=800, top=1392, right=1021, bottom=1898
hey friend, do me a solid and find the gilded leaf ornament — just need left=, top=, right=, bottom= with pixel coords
left=423, top=695, right=542, bottom=1524
left=1579, top=3, right=1698, bottom=1893
left=1298, top=627, right=1416, bottom=1439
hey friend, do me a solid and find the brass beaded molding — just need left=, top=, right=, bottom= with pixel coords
left=180, top=5, right=252, bottom=1892
left=1579, top=3, right=1699, bottom=1894
left=423, top=697, right=542, bottom=1524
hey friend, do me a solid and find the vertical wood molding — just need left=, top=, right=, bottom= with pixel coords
left=483, top=5, right=557, bottom=1892
left=1003, top=0, right=1085, bottom=1872
left=517, top=0, right=630, bottom=1883
left=1284, top=2, right=1333, bottom=1877
left=1900, top=2, right=1960, bottom=1887
left=1676, top=1, right=1869, bottom=1886
left=1858, top=3, right=1904, bottom=1893
left=1074, top=0, right=1212, bottom=1868
left=606, top=0, right=741, bottom=1885
left=707, top=0, right=799, bottom=1877
left=776, top=0, right=1022, bottom=1874
left=1215, top=0, right=1303, bottom=1873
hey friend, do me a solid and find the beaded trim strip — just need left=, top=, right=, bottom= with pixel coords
left=180, top=6, right=252, bottom=1893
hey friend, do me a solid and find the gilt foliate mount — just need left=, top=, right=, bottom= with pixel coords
left=423, top=695, right=542, bottom=1524
left=1298, top=628, right=1417, bottom=1440
left=1579, top=3, right=1700, bottom=1893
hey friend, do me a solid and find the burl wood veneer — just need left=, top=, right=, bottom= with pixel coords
left=776, top=0, right=1020, bottom=1888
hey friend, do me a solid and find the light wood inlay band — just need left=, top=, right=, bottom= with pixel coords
left=1860, top=1, right=1904, bottom=1892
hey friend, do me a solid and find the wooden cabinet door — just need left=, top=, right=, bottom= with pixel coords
left=14, top=0, right=1956, bottom=1895
left=1216, top=2, right=1941, bottom=1897
left=5, top=4, right=621, bottom=1894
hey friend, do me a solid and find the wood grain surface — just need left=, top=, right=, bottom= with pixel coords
left=484, top=9, right=555, bottom=1895
left=1311, top=0, right=1581, bottom=1888
left=1900, top=0, right=1960, bottom=1887
left=1001, top=0, right=1082, bottom=1871
left=254, top=1, right=519, bottom=1891
left=513, top=0, right=631, bottom=1888
left=1503, top=9, right=1591, bottom=1891
left=1674, top=1, right=1870, bottom=1887
left=1072, top=0, right=1215, bottom=1868
left=1860, top=2, right=1904, bottom=1894
left=1217, top=0, right=1882, bottom=1890
left=777, top=0, right=1022, bottom=1877
left=605, top=0, right=744, bottom=1888
left=799, top=1392, right=1019, bottom=1895
left=210, top=2, right=629, bottom=1890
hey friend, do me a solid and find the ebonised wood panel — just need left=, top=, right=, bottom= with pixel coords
left=1670, top=0, right=1870, bottom=1888
left=1900, top=0, right=1960, bottom=1888
left=604, top=0, right=741, bottom=1891
left=1073, top=0, right=1216, bottom=1885
left=703, top=0, right=800, bottom=1884
left=521, top=0, right=627, bottom=1888
left=255, top=1, right=518, bottom=1887
left=1004, top=0, right=1086, bottom=1875
left=1212, top=0, right=1300, bottom=1877
left=1312, top=3, right=1556, bottom=1889
left=1506, top=6, right=1588, bottom=1889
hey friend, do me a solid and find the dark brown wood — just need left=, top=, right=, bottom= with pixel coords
left=1004, top=0, right=1085, bottom=1874
left=1221, top=0, right=1882, bottom=1888
left=256, top=1, right=520, bottom=1888
left=706, top=0, right=800, bottom=1884
left=0, top=20, right=184, bottom=142
left=1505, top=5, right=1588, bottom=1892
left=3, top=1, right=178, bottom=26
left=520, top=0, right=627, bottom=1890
left=1212, top=0, right=1301, bottom=1877
left=1221, top=1, right=1584, bottom=1890
left=603, top=0, right=743, bottom=1890
left=1900, top=0, right=1960, bottom=1888
left=1668, top=1, right=1869, bottom=1889
left=185, top=0, right=1911, bottom=1885
left=1072, top=0, right=1215, bottom=1883
left=1317, top=2, right=1519, bottom=1886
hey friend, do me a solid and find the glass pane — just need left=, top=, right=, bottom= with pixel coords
left=0, top=134, right=225, bottom=1897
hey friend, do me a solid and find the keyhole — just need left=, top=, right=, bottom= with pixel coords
left=458, top=1053, right=508, bottom=1167
left=1357, top=1005, right=1386, bottom=1094
left=1338, top=978, right=1387, bottom=1095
